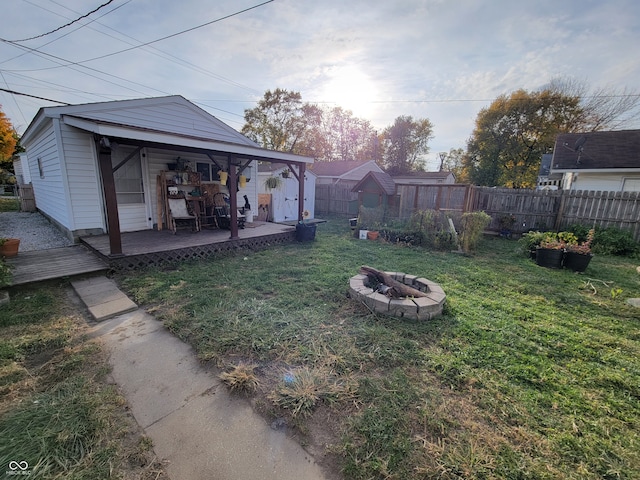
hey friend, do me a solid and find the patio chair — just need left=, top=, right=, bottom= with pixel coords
left=213, top=193, right=245, bottom=230
left=168, top=196, right=200, bottom=234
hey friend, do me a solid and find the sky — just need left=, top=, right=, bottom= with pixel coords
left=1, top=0, right=639, bottom=170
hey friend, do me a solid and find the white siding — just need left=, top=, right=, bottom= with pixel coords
left=571, top=173, right=633, bottom=192
left=59, top=124, right=105, bottom=231
left=25, top=122, right=71, bottom=229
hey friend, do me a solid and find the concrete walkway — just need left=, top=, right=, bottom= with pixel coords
left=74, top=277, right=328, bottom=480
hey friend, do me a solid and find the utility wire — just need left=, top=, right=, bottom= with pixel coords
left=6, top=0, right=116, bottom=43
left=1, top=0, right=274, bottom=70
left=0, top=87, right=69, bottom=104
left=0, top=0, right=131, bottom=67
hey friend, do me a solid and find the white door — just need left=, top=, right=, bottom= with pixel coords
left=112, top=146, right=151, bottom=232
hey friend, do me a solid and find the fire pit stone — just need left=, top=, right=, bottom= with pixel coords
left=348, top=271, right=446, bottom=320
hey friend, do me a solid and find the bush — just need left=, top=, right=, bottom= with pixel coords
left=459, top=211, right=491, bottom=252
left=357, top=205, right=385, bottom=230
left=592, top=226, right=639, bottom=256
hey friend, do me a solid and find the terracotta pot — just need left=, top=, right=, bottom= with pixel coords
left=367, top=231, right=379, bottom=240
left=0, top=238, right=20, bottom=258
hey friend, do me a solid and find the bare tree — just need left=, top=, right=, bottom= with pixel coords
left=546, top=77, right=640, bottom=131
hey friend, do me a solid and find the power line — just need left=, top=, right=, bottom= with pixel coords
left=6, top=0, right=116, bottom=43
left=0, top=0, right=131, bottom=67
left=0, top=87, right=69, bottom=105
left=1, top=1, right=274, bottom=71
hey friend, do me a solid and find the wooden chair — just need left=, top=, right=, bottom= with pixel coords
left=213, top=193, right=245, bottom=230
left=168, top=196, right=200, bottom=234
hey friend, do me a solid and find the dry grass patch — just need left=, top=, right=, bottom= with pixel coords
left=220, top=363, right=260, bottom=393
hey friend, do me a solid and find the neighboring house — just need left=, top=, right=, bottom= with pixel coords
left=536, top=153, right=561, bottom=190
left=550, top=130, right=640, bottom=192
left=309, top=160, right=384, bottom=187
left=257, top=163, right=316, bottom=222
left=19, top=95, right=313, bottom=248
left=391, top=171, right=456, bottom=185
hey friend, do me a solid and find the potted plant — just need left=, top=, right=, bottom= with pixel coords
left=520, top=231, right=546, bottom=259
left=0, top=238, right=20, bottom=258
left=564, top=229, right=594, bottom=272
left=295, top=210, right=316, bottom=241
left=535, top=237, right=565, bottom=269
left=281, top=168, right=291, bottom=179
left=264, top=176, right=282, bottom=190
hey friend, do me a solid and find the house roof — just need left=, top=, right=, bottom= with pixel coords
left=551, top=129, right=640, bottom=171
left=21, top=95, right=314, bottom=164
left=308, top=160, right=379, bottom=177
left=351, top=171, right=396, bottom=196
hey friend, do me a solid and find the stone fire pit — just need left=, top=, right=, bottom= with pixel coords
left=349, top=271, right=446, bottom=320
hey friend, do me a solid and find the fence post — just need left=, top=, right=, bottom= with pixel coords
left=554, top=190, right=568, bottom=231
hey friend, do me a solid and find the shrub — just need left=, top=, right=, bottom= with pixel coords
left=357, top=205, right=385, bottom=230
left=458, top=211, right=491, bottom=252
left=592, top=226, right=640, bottom=256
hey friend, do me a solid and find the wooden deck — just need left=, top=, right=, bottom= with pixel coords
left=80, top=221, right=297, bottom=271
left=5, top=245, right=109, bottom=286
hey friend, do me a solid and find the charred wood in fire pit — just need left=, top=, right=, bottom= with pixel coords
left=359, top=265, right=428, bottom=298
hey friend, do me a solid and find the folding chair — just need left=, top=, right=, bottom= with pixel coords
left=168, top=197, right=201, bottom=234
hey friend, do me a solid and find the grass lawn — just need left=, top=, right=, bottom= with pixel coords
left=118, top=217, right=640, bottom=480
left=0, top=282, right=168, bottom=479
left=0, top=196, right=20, bottom=212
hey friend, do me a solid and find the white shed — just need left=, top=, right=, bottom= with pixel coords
left=258, top=163, right=316, bottom=223
left=19, top=96, right=314, bottom=247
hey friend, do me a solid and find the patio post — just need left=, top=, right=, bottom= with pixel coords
left=228, top=157, right=239, bottom=239
left=97, top=136, right=123, bottom=256
left=297, top=162, right=306, bottom=222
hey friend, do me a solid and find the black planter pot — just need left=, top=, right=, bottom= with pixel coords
left=563, top=252, right=593, bottom=272
left=296, top=223, right=316, bottom=242
left=535, top=247, right=564, bottom=269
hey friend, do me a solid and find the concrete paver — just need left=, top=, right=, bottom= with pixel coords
left=72, top=276, right=137, bottom=320
left=82, top=281, right=328, bottom=480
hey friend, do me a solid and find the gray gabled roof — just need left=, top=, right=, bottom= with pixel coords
left=21, top=95, right=314, bottom=164
left=552, top=129, right=640, bottom=171
left=351, top=171, right=396, bottom=196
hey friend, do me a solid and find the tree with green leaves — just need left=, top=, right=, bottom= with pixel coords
left=241, top=88, right=321, bottom=154
left=381, top=115, right=433, bottom=174
left=440, top=148, right=468, bottom=183
left=465, top=89, right=582, bottom=187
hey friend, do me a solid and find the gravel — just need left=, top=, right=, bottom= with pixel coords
left=0, top=212, right=74, bottom=252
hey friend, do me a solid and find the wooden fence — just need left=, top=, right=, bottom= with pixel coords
left=316, top=183, right=640, bottom=241
left=19, top=184, right=36, bottom=212
left=315, top=184, right=359, bottom=216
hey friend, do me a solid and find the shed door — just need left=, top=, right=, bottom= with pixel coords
left=112, top=147, right=151, bottom=232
